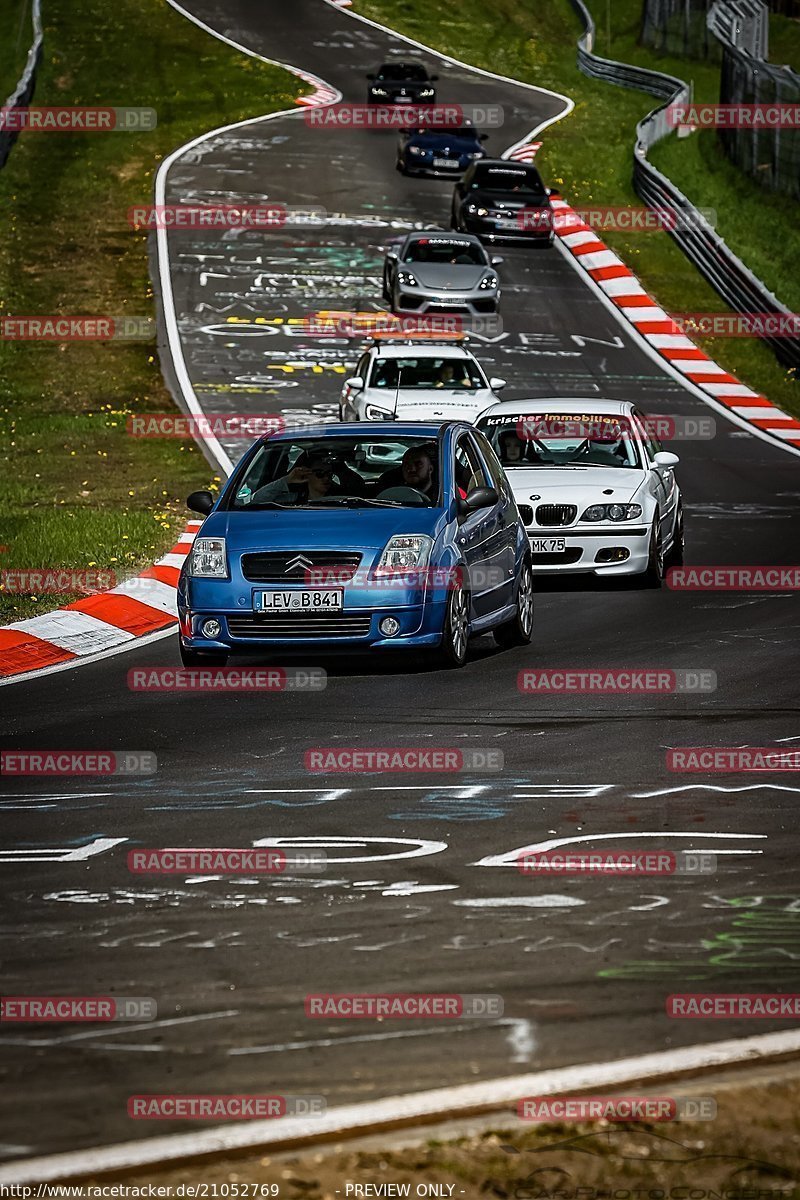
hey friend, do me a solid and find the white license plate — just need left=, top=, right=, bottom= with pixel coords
left=530, top=538, right=566, bottom=553
left=496, top=216, right=520, bottom=230
left=257, top=589, right=343, bottom=612
left=433, top=157, right=459, bottom=168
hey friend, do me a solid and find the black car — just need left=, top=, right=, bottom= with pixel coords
left=366, top=62, right=438, bottom=104
left=451, top=158, right=554, bottom=244
left=397, top=123, right=488, bottom=177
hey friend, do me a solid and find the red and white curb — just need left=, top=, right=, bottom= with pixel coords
left=508, top=141, right=542, bottom=162
left=0, top=521, right=200, bottom=682
left=551, top=197, right=800, bottom=449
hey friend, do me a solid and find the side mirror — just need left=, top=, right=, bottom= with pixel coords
left=459, top=485, right=499, bottom=514
left=187, top=489, right=214, bottom=515
left=490, top=255, right=504, bottom=266
left=653, top=450, right=679, bottom=468
left=489, top=377, right=507, bottom=390
left=345, top=377, right=364, bottom=391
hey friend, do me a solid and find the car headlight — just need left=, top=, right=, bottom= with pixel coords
left=375, top=535, right=433, bottom=576
left=465, top=203, right=478, bottom=214
left=418, top=88, right=434, bottom=98
left=190, top=536, right=228, bottom=577
left=479, top=274, right=498, bottom=290
left=408, top=145, right=425, bottom=156
left=371, top=87, right=388, bottom=97
left=470, top=150, right=485, bottom=159
left=397, top=270, right=418, bottom=286
left=466, top=205, right=489, bottom=217
left=581, top=504, right=643, bottom=522
left=365, top=403, right=397, bottom=421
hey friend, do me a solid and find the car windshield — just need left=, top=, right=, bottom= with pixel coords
left=229, top=436, right=443, bottom=508
left=470, top=165, right=546, bottom=196
left=414, top=126, right=477, bottom=141
left=477, top=413, right=642, bottom=468
left=377, top=64, right=428, bottom=81
left=368, top=356, right=485, bottom=390
left=403, top=239, right=486, bottom=266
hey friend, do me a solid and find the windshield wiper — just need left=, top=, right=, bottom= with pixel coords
left=238, top=500, right=296, bottom=509
left=306, top=496, right=404, bottom=508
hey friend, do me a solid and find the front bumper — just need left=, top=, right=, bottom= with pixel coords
left=179, top=578, right=450, bottom=652
left=394, top=287, right=499, bottom=315
left=402, top=156, right=473, bottom=177
left=524, top=526, right=651, bottom=575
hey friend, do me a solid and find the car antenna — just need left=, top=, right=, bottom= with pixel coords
left=393, top=365, right=402, bottom=417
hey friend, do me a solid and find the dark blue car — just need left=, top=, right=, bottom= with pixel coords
left=397, top=124, right=488, bottom=177
left=179, top=422, right=533, bottom=669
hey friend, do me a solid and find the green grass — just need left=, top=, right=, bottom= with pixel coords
left=351, top=0, right=799, bottom=416
left=769, top=12, right=800, bottom=69
left=0, top=0, right=301, bottom=622
left=0, top=0, right=33, bottom=101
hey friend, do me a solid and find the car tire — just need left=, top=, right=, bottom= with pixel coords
left=642, top=520, right=665, bottom=588
left=382, top=269, right=391, bottom=302
left=494, top=559, right=534, bottom=648
left=179, top=641, right=229, bottom=668
left=666, top=504, right=684, bottom=567
left=437, top=584, right=470, bottom=668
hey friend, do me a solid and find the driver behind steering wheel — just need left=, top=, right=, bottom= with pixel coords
left=376, top=444, right=438, bottom=502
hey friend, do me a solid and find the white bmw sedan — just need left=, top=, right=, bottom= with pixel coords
left=476, top=398, right=684, bottom=585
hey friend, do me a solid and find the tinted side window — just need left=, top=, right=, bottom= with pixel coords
left=472, top=429, right=507, bottom=495
left=455, top=433, right=490, bottom=495
left=633, top=409, right=663, bottom=460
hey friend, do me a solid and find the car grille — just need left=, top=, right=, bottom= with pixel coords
left=517, top=504, right=534, bottom=525
left=227, top=615, right=372, bottom=639
left=530, top=548, right=583, bottom=565
left=535, top=504, right=577, bottom=527
left=240, top=551, right=362, bottom=583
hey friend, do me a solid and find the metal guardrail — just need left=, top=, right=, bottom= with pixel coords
left=1, top=0, right=43, bottom=170
left=707, top=0, right=769, bottom=59
left=566, top=0, right=800, bottom=373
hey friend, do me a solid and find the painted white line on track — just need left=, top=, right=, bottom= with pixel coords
left=3, top=1031, right=800, bottom=1183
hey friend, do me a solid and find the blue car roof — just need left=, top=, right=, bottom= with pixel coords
left=262, top=421, right=458, bottom=442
